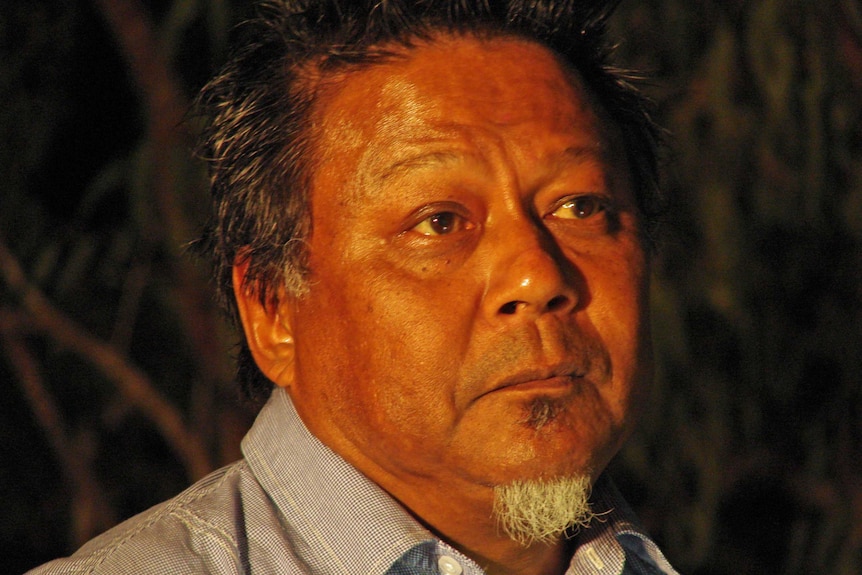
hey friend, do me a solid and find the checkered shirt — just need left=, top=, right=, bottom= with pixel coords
left=27, top=388, right=680, bottom=575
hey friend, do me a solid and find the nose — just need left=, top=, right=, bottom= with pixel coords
left=482, top=219, right=579, bottom=322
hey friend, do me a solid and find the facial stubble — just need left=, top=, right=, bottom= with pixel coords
left=523, top=395, right=567, bottom=430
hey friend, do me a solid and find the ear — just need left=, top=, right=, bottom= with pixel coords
left=232, top=257, right=296, bottom=389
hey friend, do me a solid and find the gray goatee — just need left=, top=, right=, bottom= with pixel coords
left=493, top=475, right=595, bottom=546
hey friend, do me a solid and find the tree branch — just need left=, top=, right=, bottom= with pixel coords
left=91, top=0, right=235, bottom=452
left=0, top=313, right=117, bottom=545
left=0, top=237, right=213, bottom=480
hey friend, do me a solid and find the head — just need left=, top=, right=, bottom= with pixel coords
left=195, top=0, right=662, bottom=402
left=195, top=0, right=662, bottom=550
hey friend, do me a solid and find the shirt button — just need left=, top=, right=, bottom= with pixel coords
left=438, top=555, right=463, bottom=575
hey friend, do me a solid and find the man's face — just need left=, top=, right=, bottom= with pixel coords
left=283, top=35, right=651, bottom=507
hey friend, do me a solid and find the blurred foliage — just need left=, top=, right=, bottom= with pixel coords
left=610, top=1, right=862, bottom=573
left=1, top=0, right=859, bottom=574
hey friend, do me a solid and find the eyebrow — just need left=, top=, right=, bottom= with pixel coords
left=546, top=144, right=607, bottom=176
left=377, top=150, right=463, bottom=182
left=380, top=144, right=601, bottom=173
left=370, top=142, right=606, bottom=193
left=559, top=144, right=604, bottom=163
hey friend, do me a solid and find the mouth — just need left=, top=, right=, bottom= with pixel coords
left=485, top=362, right=588, bottom=398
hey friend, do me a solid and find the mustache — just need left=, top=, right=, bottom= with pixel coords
left=465, top=316, right=611, bottom=398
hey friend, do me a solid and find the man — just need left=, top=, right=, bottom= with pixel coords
left=30, top=1, right=676, bottom=574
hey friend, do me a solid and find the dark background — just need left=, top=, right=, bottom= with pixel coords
left=2, top=1, right=860, bottom=573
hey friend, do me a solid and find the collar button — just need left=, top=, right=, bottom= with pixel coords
left=437, top=555, right=463, bottom=575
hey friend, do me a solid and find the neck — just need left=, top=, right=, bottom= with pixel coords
left=302, top=415, right=581, bottom=575
left=461, top=536, right=572, bottom=575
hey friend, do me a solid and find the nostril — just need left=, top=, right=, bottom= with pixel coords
left=499, top=301, right=519, bottom=315
left=546, top=295, right=569, bottom=312
left=498, top=296, right=569, bottom=315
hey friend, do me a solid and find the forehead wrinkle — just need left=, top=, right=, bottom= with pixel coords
left=311, top=37, right=613, bottom=209
left=350, top=131, right=471, bottom=206
left=339, top=74, right=453, bottom=204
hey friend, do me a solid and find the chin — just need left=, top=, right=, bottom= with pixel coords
left=472, top=442, right=603, bottom=490
left=492, top=473, right=596, bottom=546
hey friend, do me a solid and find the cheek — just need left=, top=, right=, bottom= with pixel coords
left=296, top=258, right=477, bottom=432
left=361, top=272, right=475, bottom=394
left=585, top=247, right=651, bottom=405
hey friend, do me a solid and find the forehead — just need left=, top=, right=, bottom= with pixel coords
left=327, top=36, right=590, bottom=113
left=309, top=34, right=611, bottom=198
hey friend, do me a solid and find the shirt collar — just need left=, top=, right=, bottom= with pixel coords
left=569, top=476, right=679, bottom=574
left=242, top=388, right=433, bottom=575
left=242, top=388, right=676, bottom=575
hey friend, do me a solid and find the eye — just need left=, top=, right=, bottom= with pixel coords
left=550, top=195, right=607, bottom=220
left=412, top=211, right=471, bottom=236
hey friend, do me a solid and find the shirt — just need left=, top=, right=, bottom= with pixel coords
left=27, top=388, right=680, bottom=575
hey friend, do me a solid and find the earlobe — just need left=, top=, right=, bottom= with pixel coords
left=232, top=258, right=297, bottom=389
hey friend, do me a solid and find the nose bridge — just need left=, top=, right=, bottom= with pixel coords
left=483, top=208, right=578, bottom=319
left=499, top=210, right=555, bottom=267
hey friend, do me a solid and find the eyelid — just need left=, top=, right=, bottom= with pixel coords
left=547, top=192, right=612, bottom=217
left=402, top=201, right=475, bottom=235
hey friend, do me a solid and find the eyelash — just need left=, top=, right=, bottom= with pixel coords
left=404, top=192, right=612, bottom=240
left=413, top=211, right=467, bottom=236
left=548, top=193, right=611, bottom=220
left=404, top=203, right=474, bottom=237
